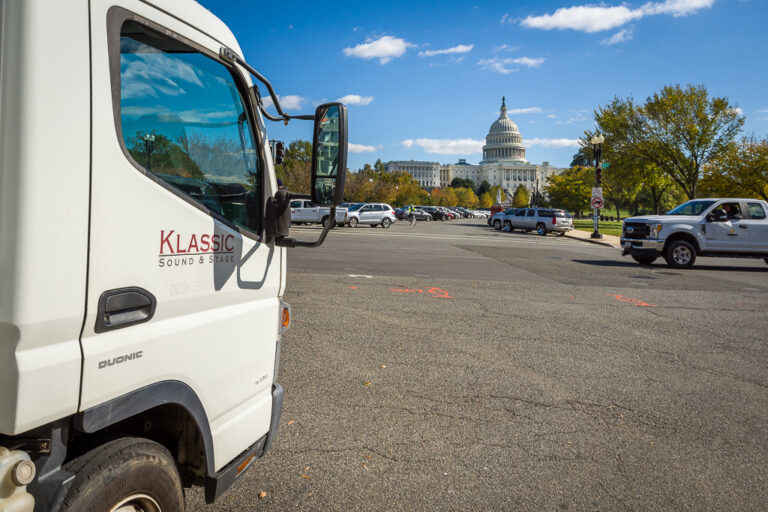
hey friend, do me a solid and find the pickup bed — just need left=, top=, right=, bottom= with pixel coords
left=290, top=199, right=348, bottom=227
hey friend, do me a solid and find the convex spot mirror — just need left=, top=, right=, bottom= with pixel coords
left=311, top=103, right=348, bottom=206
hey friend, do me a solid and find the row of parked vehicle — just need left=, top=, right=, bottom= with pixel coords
left=289, top=199, right=490, bottom=229
left=489, top=207, right=574, bottom=236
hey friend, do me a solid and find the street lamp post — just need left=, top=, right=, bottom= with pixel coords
left=535, top=178, right=540, bottom=207
left=590, top=133, right=605, bottom=239
left=143, top=133, right=156, bottom=172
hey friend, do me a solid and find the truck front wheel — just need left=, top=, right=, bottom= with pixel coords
left=664, top=240, right=696, bottom=269
left=62, top=437, right=183, bottom=512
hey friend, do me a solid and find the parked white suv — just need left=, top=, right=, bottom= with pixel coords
left=621, top=198, right=768, bottom=268
left=347, top=203, right=397, bottom=228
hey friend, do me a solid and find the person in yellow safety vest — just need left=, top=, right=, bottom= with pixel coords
left=407, top=204, right=416, bottom=224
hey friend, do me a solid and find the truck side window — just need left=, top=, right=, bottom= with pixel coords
left=747, top=203, right=767, bottom=219
left=118, top=21, right=261, bottom=233
left=290, top=201, right=302, bottom=208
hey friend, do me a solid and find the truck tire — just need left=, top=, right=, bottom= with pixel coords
left=632, top=255, right=657, bottom=265
left=61, top=437, right=183, bottom=512
left=321, top=216, right=335, bottom=229
left=664, top=240, right=696, bottom=269
left=349, top=217, right=358, bottom=228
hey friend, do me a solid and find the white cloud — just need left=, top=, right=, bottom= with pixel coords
left=520, top=0, right=714, bottom=33
left=478, top=56, right=544, bottom=74
left=336, top=94, right=374, bottom=106
left=732, top=107, right=744, bottom=115
left=547, top=114, right=557, bottom=119
left=343, top=35, right=414, bottom=64
left=261, top=95, right=305, bottom=111
left=495, top=44, right=520, bottom=52
left=402, top=138, right=483, bottom=155
left=601, top=27, right=635, bottom=45
left=524, top=138, right=581, bottom=148
left=419, top=44, right=473, bottom=57
left=507, top=107, right=543, bottom=114
left=348, top=143, right=381, bottom=153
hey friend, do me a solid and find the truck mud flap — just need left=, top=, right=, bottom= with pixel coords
left=262, top=383, right=284, bottom=455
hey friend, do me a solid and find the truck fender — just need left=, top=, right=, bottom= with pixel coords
left=73, top=380, right=215, bottom=476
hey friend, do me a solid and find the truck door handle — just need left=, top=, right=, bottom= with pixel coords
left=738, top=225, right=748, bottom=229
left=95, top=287, right=157, bottom=333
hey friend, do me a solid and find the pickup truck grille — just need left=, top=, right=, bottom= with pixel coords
left=623, top=222, right=650, bottom=239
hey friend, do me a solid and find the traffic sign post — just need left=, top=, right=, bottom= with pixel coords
left=591, top=197, right=604, bottom=209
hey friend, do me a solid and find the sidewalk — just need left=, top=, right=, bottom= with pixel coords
left=565, top=228, right=621, bottom=248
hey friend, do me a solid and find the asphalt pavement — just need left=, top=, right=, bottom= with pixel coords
left=186, top=219, right=768, bottom=511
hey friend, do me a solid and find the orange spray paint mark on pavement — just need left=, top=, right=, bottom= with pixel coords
left=607, top=294, right=655, bottom=307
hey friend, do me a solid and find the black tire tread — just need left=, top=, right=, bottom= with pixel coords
left=62, top=437, right=183, bottom=512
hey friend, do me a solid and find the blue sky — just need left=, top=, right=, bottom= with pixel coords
left=198, top=0, right=767, bottom=171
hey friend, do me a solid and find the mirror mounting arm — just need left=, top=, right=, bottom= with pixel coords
left=274, top=206, right=336, bottom=249
left=220, top=47, right=315, bottom=124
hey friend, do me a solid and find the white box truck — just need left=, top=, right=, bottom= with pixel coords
left=0, top=1, right=347, bottom=510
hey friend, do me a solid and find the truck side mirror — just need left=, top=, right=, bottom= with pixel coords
left=311, top=103, right=347, bottom=206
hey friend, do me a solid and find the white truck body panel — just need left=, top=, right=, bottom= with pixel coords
left=80, top=0, right=283, bottom=470
left=0, top=0, right=90, bottom=434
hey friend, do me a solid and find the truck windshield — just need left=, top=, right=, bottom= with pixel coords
left=665, top=200, right=716, bottom=216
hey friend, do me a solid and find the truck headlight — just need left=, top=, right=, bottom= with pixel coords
left=649, top=224, right=662, bottom=239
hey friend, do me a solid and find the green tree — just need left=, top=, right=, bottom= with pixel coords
left=595, top=85, right=744, bottom=200
left=479, top=192, right=493, bottom=208
left=126, top=132, right=203, bottom=179
left=450, top=177, right=475, bottom=189
left=477, top=180, right=492, bottom=197
left=511, top=184, right=530, bottom=207
left=455, top=187, right=479, bottom=207
left=275, top=140, right=312, bottom=192
left=570, top=147, right=593, bottom=168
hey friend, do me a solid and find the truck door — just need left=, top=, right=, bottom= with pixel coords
left=705, top=202, right=749, bottom=252
left=81, top=2, right=282, bottom=471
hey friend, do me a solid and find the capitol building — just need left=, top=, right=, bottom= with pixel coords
left=385, top=97, right=566, bottom=197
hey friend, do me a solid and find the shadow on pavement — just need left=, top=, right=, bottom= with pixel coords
left=574, top=259, right=768, bottom=272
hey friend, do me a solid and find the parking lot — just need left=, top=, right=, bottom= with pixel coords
left=187, top=219, right=768, bottom=511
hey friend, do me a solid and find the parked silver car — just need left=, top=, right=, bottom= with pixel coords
left=507, top=208, right=573, bottom=235
left=347, top=203, right=397, bottom=228
left=490, top=208, right=519, bottom=230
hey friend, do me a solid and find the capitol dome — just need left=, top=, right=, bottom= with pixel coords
left=482, top=97, right=526, bottom=163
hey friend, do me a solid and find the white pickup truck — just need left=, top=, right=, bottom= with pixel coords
left=290, top=199, right=348, bottom=227
left=621, top=198, right=768, bottom=268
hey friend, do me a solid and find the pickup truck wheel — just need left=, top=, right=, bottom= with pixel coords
left=536, top=223, right=547, bottom=236
left=349, top=218, right=358, bottom=228
left=61, top=437, right=183, bottom=512
left=632, top=255, right=657, bottom=265
left=664, top=240, right=696, bottom=269
left=321, top=216, right=335, bottom=229
left=381, top=218, right=392, bottom=228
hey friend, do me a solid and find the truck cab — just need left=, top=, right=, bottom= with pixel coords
left=0, top=1, right=346, bottom=510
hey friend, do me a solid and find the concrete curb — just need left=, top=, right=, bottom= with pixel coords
left=564, top=231, right=621, bottom=249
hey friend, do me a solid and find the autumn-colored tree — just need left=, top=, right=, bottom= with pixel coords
left=546, top=166, right=593, bottom=217
left=454, top=187, right=479, bottom=207
left=511, top=184, right=530, bottom=207
left=700, top=135, right=768, bottom=201
left=479, top=192, right=493, bottom=208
